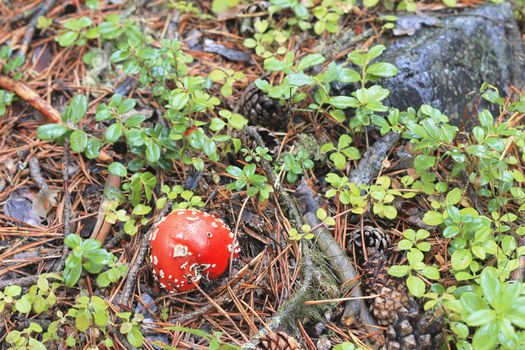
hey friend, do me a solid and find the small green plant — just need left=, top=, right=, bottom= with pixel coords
left=0, top=45, right=25, bottom=79
left=278, top=149, right=314, bottom=183
left=0, top=89, right=14, bottom=116
left=209, top=68, right=246, bottom=97
left=452, top=268, right=525, bottom=349
left=0, top=285, right=21, bottom=313
left=37, top=95, right=103, bottom=159
left=67, top=295, right=110, bottom=333
left=13, top=274, right=62, bottom=315
left=320, top=134, right=360, bottom=170
left=388, top=248, right=441, bottom=297
left=241, top=146, right=272, bottom=163
left=289, top=224, right=314, bottom=241
left=63, top=234, right=126, bottom=287
left=117, top=312, right=145, bottom=348
left=6, top=322, right=46, bottom=350
left=55, top=17, right=99, bottom=47
left=226, top=163, right=274, bottom=200
left=157, top=184, right=205, bottom=210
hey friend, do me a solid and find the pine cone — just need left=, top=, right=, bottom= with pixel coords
left=257, top=331, right=301, bottom=350
left=237, top=83, right=289, bottom=130
left=362, top=248, right=409, bottom=326
left=349, top=225, right=391, bottom=254
left=383, top=299, right=445, bottom=350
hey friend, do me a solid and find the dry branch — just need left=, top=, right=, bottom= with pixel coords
left=118, top=200, right=173, bottom=307
left=295, top=181, right=376, bottom=328
left=0, top=76, right=112, bottom=162
left=91, top=174, right=121, bottom=243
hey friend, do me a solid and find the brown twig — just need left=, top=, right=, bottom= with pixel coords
left=295, top=180, right=376, bottom=329
left=118, top=199, right=173, bottom=307
left=91, top=174, right=121, bottom=243
left=19, top=0, right=57, bottom=57
left=55, top=140, right=70, bottom=272
left=0, top=76, right=112, bottom=162
left=0, top=75, right=61, bottom=123
left=242, top=126, right=315, bottom=349
left=29, top=157, right=48, bottom=192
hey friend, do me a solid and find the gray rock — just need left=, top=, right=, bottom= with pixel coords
left=336, top=3, right=525, bottom=127
left=383, top=3, right=525, bottom=125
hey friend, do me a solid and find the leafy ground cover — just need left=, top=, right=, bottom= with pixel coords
left=1, top=0, right=525, bottom=349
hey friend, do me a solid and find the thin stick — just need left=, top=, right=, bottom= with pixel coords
left=19, top=0, right=57, bottom=57
left=0, top=75, right=61, bottom=123
left=55, top=140, right=70, bottom=272
left=0, top=76, right=112, bottom=162
left=119, top=200, right=173, bottom=306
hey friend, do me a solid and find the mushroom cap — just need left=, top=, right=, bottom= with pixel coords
left=149, top=209, right=240, bottom=292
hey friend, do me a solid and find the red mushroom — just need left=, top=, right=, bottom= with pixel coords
left=148, top=209, right=240, bottom=292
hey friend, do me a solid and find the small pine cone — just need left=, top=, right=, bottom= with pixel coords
left=383, top=299, right=445, bottom=350
left=349, top=226, right=391, bottom=254
left=236, top=83, right=289, bottom=130
left=362, top=248, right=409, bottom=326
left=257, top=331, right=301, bottom=350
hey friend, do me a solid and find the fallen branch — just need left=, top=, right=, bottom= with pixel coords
left=91, top=174, right=121, bottom=243
left=0, top=275, right=39, bottom=289
left=0, top=75, right=61, bottom=123
left=295, top=180, right=376, bottom=329
left=0, top=76, right=112, bottom=162
left=118, top=200, right=173, bottom=307
left=348, top=132, right=400, bottom=186
left=242, top=126, right=315, bottom=349
left=55, top=140, right=70, bottom=272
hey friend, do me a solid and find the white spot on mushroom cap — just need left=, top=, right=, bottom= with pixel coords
left=152, top=256, right=158, bottom=265
left=160, top=282, right=166, bottom=289
left=211, top=221, right=218, bottom=228
left=186, top=216, right=200, bottom=221
left=159, top=269, right=165, bottom=278
left=181, top=261, right=189, bottom=269
left=173, top=244, right=190, bottom=258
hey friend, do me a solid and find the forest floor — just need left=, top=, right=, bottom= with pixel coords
left=1, top=1, right=525, bottom=350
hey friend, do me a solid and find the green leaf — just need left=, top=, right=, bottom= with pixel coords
left=37, top=123, right=68, bottom=140
left=296, top=54, right=325, bottom=71
left=285, top=73, right=315, bottom=86
left=480, top=268, right=501, bottom=310
left=388, top=265, right=410, bottom=277
left=446, top=188, right=463, bottom=205
left=466, top=309, right=497, bottom=326
left=132, top=204, right=151, bottom=216
left=56, top=31, right=78, bottom=47
left=66, top=95, right=88, bottom=123
left=472, top=322, right=498, bottom=350
left=64, top=234, right=81, bottom=248
left=127, top=327, right=145, bottom=348
left=70, top=130, right=88, bottom=153
left=108, top=162, right=127, bottom=177
left=451, top=249, right=472, bottom=271
left=146, top=143, right=161, bottom=163
left=105, top=123, right=123, bottom=143
left=421, top=266, right=440, bottom=280
left=330, top=96, right=358, bottom=109
left=118, top=98, right=136, bottom=114
left=422, top=211, right=443, bottom=226
left=15, top=297, right=31, bottom=313
left=407, top=275, right=426, bottom=297
left=85, top=138, right=102, bottom=159
left=366, top=62, right=398, bottom=78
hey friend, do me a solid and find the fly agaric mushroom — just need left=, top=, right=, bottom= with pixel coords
left=148, top=209, right=240, bottom=292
